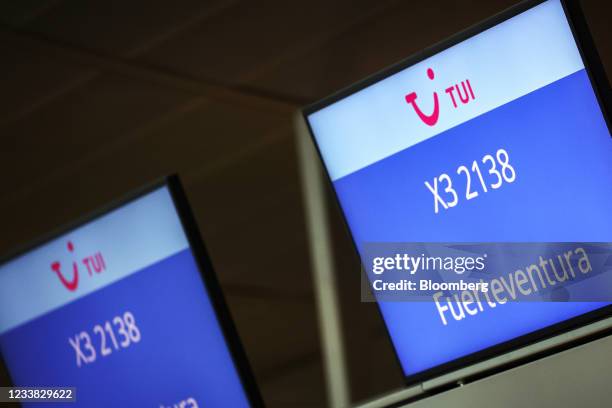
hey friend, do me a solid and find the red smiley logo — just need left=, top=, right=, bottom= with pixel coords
left=51, top=241, right=79, bottom=291
left=405, top=68, right=440, bottom=127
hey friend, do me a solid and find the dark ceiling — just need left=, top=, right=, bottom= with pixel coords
left=0, top=1, right=609, bottom=407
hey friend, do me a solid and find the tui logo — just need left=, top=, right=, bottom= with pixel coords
left=405, top=68, right=475, bottom=127
left=51, top=241, right=106, bottom=291
left=405, top=68, right=440, bottom=126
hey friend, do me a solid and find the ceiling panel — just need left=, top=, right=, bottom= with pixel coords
left=0, top=72, right=194, bottom=200
left=0, top=0, right=59, bottom=26
left=246, top=0, right=610, bottom=102
left=126, top=102, right=291, bottom=177
left=138, top=0, right=397, bottom=85
left=0, top=36, right=91, bottom=125
left=0, top=98, right=291, bottom=250
left=17, top=0, right=236, bottom=56
left=243, top=0, right=522, bottom=102
left=184, top=133, right=299, bottom=235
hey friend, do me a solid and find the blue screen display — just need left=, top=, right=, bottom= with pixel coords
left=0, top=187, right=251, bottom=407
left=306, top=0, right=612, bottom=378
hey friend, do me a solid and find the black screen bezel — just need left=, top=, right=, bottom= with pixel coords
left=0, top=175, right=265, bottom=407
left=301, top=0, right=612, bottom=387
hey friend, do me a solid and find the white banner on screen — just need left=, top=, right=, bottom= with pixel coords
left=307, top=0, right=584, bottom=181
left=0, top=187, right=189, bottom=334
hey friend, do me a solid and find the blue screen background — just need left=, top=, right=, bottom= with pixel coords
left=0, top=244, right=251, bottom=407
left=331, top=69, right=612, bottom=377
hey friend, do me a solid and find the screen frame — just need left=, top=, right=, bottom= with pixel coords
left=0, top=175, right=265, bottom=407
left=301, top=0, right=612, bottom=386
